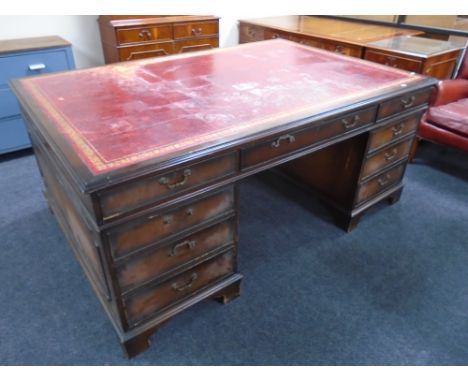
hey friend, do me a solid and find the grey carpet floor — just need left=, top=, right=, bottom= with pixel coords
left=0, top=142, right=467, bottom=365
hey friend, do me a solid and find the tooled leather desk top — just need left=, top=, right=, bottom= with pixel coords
left=16, top=39, right=423, bottom=175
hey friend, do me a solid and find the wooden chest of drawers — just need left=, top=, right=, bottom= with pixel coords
left=98, top=15, right=219, bottom=63
left=0, top=36, right=75, bottom=154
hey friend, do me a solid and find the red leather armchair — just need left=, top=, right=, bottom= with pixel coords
left=415, top=49, right=468, bottom=154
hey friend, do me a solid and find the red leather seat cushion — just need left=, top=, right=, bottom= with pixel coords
left=426, top=98, right=468, bottom=138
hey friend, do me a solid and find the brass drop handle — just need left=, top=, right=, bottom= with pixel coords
left=401, top=95, right=416, bottom=109
left=378, top=174, right=392, bottom=187
left=191, top=27, right=203, bottom=36
left=158, top=169, right=192, bottom=190
left=335, top=45, right=344, bottom=54
left=172, top=273, right=198, bottom=292
left=384, top=148, right=398, bottom=161
left=138, top=29, right=152, bottom=40
left=392, top=123, right=404, bottom=137
left=342, top=115, right=360, bottom=130
left=170, top=240, right=196, bottom=257
left=271, top=134, right=296, bottom=148
left=247, top=28, right=256, bottom=37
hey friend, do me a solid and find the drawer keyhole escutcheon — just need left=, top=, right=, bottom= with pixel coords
left=158, top=169, right=192, bottom=190
left=271, top=134, right=295, bottom=148
left=170, top=240, right=197, bottom=257
left=342, top=115, right=360, bottom=130
left=384, top=148, right=398, bottom=161
left=172, top=273, right=198, bottom=292
left=401, top=95, right=416, bottom=109
left=378, top=174, right=392, bottom=187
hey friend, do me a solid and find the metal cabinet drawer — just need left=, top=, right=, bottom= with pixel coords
left=0, top=49, right=71, bottom=86
left=0, top=116, right=31, bottom=154
left=0, top=87, right=20, bottom=119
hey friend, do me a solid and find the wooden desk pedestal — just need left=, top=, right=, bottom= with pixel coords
left=11, top=40, right=436, bottom=357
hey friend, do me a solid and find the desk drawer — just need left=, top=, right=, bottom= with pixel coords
left=355, top=164, right=405, bottom=205
left=99, top=153, right=237, bottom=221
left=239, top=24, right=265, bottom=43
left=116, top=219, right=235, bottom=292
left=241, top=107, right=376, bottom=169
left=0, top=116, right=31, bottom=154
left=174, top=38, right=218, bottom=54
left=0, top=50, right=70, bottom=86
left=361, top=138, right=413, bottom=180
left=116, top=25, right=173, bottom=45
left=0, top=87, right=20, bottom=119
left=368, top=114, right=420, bottom=153
left=118, top=42, right=174, bottom=61
left=108, top=187, right=235, bottom=259
left=377, top=89, right=431, bottom=120
left=320, top=41, right=362, bottom=58
left=365, top=50, right=423, bottom=72
left=123, top=250, right=234, bottom=326
left=173, top=21, right=219, bottom=39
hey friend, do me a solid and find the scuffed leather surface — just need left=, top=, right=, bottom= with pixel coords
left=19, top=39, right=422, bottom=174
left=426, top=98, right=468, bottom=138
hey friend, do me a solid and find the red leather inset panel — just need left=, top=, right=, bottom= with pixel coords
left=20, top=40, right=422, bottom=174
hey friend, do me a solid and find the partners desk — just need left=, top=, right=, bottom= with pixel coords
left=11, top=40, right=437, bottom=357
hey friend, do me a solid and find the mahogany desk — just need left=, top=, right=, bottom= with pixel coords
left=239, top=16, right=421, bottom=58
left=11, top=40, right=437, bottom=357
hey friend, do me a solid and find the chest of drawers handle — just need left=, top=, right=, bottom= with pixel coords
left=401, top=95, right=416, bottom=109
left=335, top=45, right=344, bottom=54
left=271, top=134, right=296, bottom=148
left=28, top=63, right=46, bottom=71
left=342, top=115, right=360, bottom=130
left=172, top=272, right=198, bottom=292
left=138, top=29, right=152, bottom=40
left=158, top=169, right=192, bottom=190
left=384, top=148, right=398, bottom=162
left=377, top=173, right=392, bottom=187
left=191, top=27, right=203, bottom=36
left=170, top=240, right=197, bottom=257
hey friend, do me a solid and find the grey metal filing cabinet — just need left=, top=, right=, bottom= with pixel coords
left=0, top=36, right=75, bottom=154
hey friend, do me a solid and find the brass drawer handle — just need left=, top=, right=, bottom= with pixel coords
left=377, top=174, right=392, bottom=187
left=392, top=123, right=404, bottom=137
left=342, top=115, right=360, bottom=130
left=401, top=95, right=416, bottom=109
left=191, top=27, right=203, bottom=36
left=384, top=148, right=398, bottom=161
left=158, top=169, right=192, bottom=190
left=271, top=134, right=296, bottom=148
left=138, top=29, right=152, bottom=40
left=172, top=273, right=198, bottom=292
left=247, top=28, right=257, bottom=37
left=170, top=240, right=196, bottom=257
left=335, top=45, right=344, bottom=54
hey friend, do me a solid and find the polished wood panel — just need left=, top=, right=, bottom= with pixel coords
left=360, top=138, right=413, bottom=179
left=116, top=219, right=235, bottom=291
left=123, top=250, right=235, bottom=326
left=99, top=153, right=237, bottom=221
left=99, top=15, right=219, bottom=63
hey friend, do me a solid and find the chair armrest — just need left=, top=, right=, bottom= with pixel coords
left=432, top=79, right=468, bottom=107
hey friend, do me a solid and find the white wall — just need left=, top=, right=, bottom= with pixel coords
left=0, top=15, right=105, bottom=68
left=0, top=15, right=263, bottom=69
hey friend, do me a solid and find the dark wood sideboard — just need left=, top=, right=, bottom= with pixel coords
left=98, top=15, right=219, bottom=63
left=11, top=40, right=437, bottom=358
